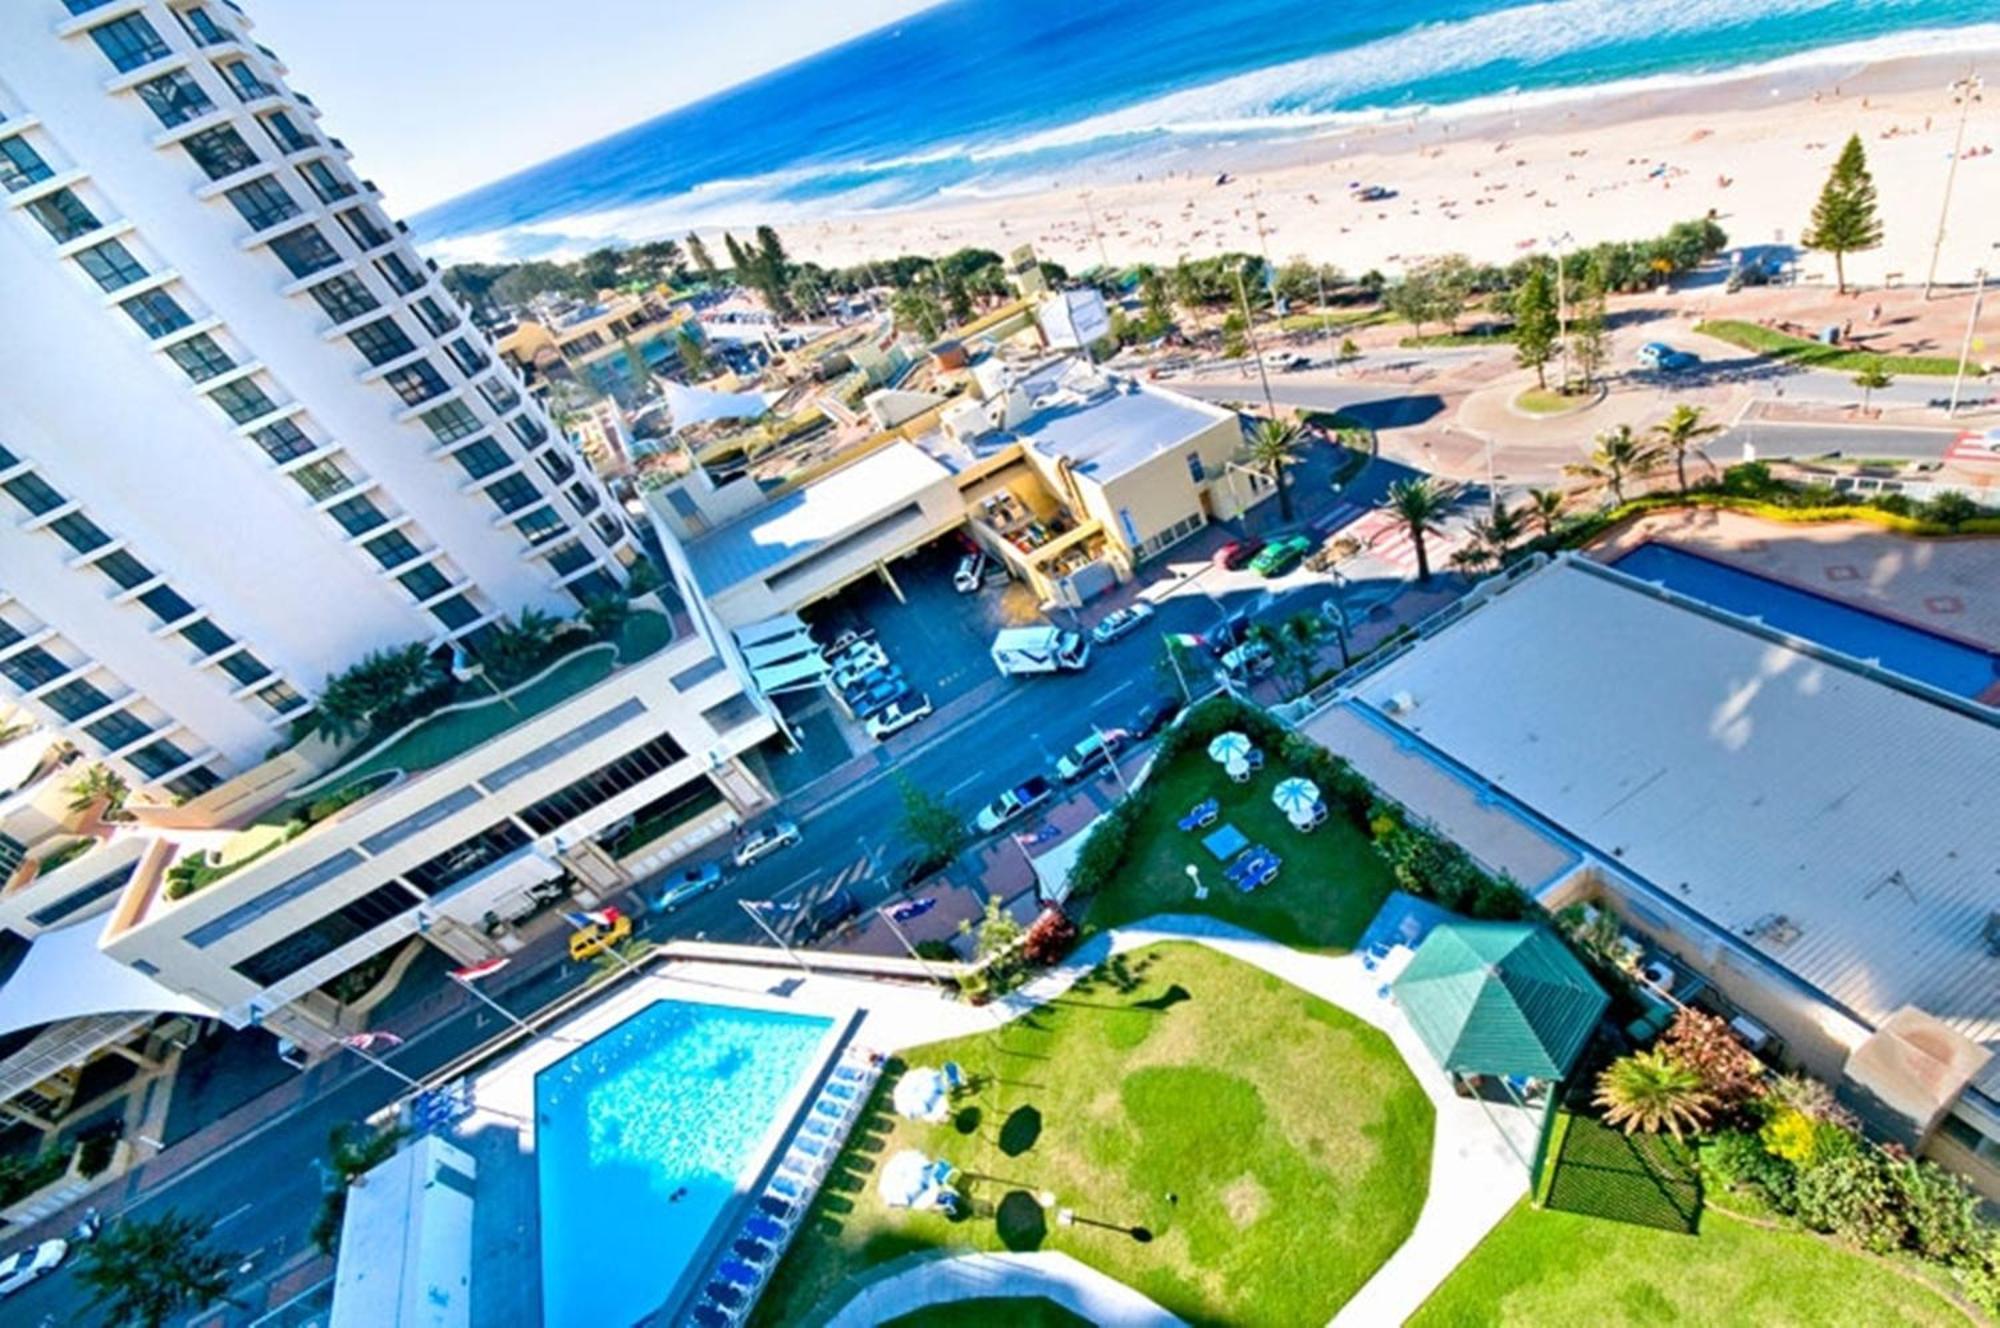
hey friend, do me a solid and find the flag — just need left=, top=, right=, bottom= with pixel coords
left=1167, top=633, right=1204, bottom=649
left=451, top=957, right=509, bottom=982
left=342, top=1032, right=404, bottom=1052
left=564, top=908, right=618, bottom=930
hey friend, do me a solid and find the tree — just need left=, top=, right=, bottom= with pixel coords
left=1220, top=311, right=1249, bottom=360
left=1565, top=424, right=1662, bottom=505
left=578, top=246, right=622, bottom=292
left=675, top=326, right=709, bottom=380
left=1852, top=357, right=1893, bottom=412
left=1384, top=477, right=1451, bottom=583
left=77, top=1210, right=240, bottom=1328
left=685, top=232, right=719, bottom=286
left=1802, top=134, right=1883, bottom=296
left=314, top=643, right=446, bottom=742
left=753, top=225, right=797, bottom=319
left=1467, top=500, right=1525, bottom=567
left=1652, top=402, right=1723, bottom=494
left=1248, top=615, right=1321, bottom=699
left=891, top=285, right=945, bottom=340
left=1526, top=487, right=1566, bottom=537
left=478, top=608, right=561, bottom=686
left=1594, top=1048, right=1715, bottom=1140
left=896, top=773, right=968, bottom=867
left=1245, top=418, right=1301, bottom=521
left=68, top=763, right=131, bottom=818
left=311, top=1122, right=405, bottom=1254
left=967, top=896, right=1023, bottom=962
left=1336, top=337, right=1361, bottom=373
left=1570, top=256, right=1609, bottom=389
left=1512, top=261, right=1559, bottom=389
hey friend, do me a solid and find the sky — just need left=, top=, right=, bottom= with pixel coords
left=249, top=0, right=945, bottom=212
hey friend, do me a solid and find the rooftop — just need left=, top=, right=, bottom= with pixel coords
left=1349, top=557, right=2000, bottom=1098
left=1005, top=360, right=1232, bottom=481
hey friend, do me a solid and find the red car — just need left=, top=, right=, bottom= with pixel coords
left=1213, top=538, right=1264, bottom=570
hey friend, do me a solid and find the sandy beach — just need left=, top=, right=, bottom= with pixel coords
left=783, top=47, right=2000, bottom=288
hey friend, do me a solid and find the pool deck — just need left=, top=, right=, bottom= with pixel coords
left=1593, top=508, right=2000, bottom=653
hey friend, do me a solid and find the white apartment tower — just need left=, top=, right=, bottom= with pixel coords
left=0, top=0, right=638, bottom=800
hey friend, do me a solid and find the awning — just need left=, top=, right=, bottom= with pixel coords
left=751, top=654, right=831, bottom=695
left=0, top=917, right=213, bottom=1039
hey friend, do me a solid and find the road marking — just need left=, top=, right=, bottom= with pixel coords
left=214, top=1201, right=256, bottom=1229
left=1094, top=679, right=1137, bottom=706
left=943, top=772, right=984, bottom=796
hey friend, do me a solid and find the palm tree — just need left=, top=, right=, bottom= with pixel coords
left=67, top=764, right=130, bottom=818
left=1594, top=1049, right=1715, bottom=1140
left=1383, top=477, right=1451, bottom=583
left=1525, top=487, right=1566, bottom=538
left=1652, top=403, right=1723, bottom=494
left=312, top=1123, right=405, bottom=1254
left=77, top=1210, right=239, bottom=1328
left=1469, top=500, right=1525, bottom=565
left=1249, top=613, right=1323, bottom=698
left=1564, top=425, right=1663, bottom=506
left=1245, top=418, right=1302, bottom=520
left=1852, top=358, right=1893, bottom=414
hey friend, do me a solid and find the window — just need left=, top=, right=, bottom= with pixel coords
left=592, top=513, right=624, bottom=546
left=88, top=14, right=170, bottom=72
left=477, top=376, right=520, bottom=416
left=483, top=474, right=541, bottom=514
left=0, top=138, right=54, bottom=194
left=176, top=6, right=231, bottom=47
left=127, top=738, right=195, bottom=779
left=26, top=863, right=137, bottom=928
left=165, top=332, right=235, bottom=382
left=255, top=680, right=305, bottom=714
left=514, top=507, right=566, bottom=546
left=452, top=439, right=510, bottom=480
left=179, top=619, right=234, bottom=657
left=250, top=417, right=314, bottom=463
left=137, top=584, right=196, bottom=623
left=44, top=681, right=114, bottom=722
left=217, top=59, right=272, bottom=101
left=346, top=317, right=414, bottom=367
left=363, top=529, right=421, bottom=569
left=119, top=288, right=192, bottom=338
left=326, top=494, right=386, bottom=536
left=404, top=822, right=530, bottom=897
left=135, top=70, right=215, bottom=127
left=165, top=767, right=221, bottom=800
left=445, top=337, right=489, bottom=376
left=85, top=711, right=154, bottom=752
left=335, top=207, right=392, bottom=250
left=537, top=449, right=576, bottom=484
left=383, top=360, right=448, bottom=405
left=410, top=296, right=458, bottom=337
left=74, top=238, right=147, bottom=292
left=267, top=225, right=339, bottom=278
left=181, top=125, right=259, bottom=181
left=209, top=379, right=277, bottom=425
left=64, top=1, right=119, bottom=14
left=297, top=160, right=354, bottom=204
left=289, top=459, right=351, bottom=502
left=259, top=109, right=315, bottom=153
left=396, top=563, right=450, bottom=601
left=2, top=471, right=67, bottom=516
left=546, top=539, right=593, bottom=576
left=375, top=250, right=425, bottom=295
left=94, top=549, right=153, bottom=590
left=508, top=415, right=548, bottom=449
left=0, top=648, right=71, bottom=693
left=48, top=512, right=111, bottom=554
left=232, top=880, right=419, bottom=987
left=1185, top=452, right=1206, bottom=483
left=516, top=734, right=689, bottom=835
left=26, top=189, right=101, bottom=244
left=307, top=273, right=378, bottom=323
left=223, top=175, right=298, bottom=230
left=428, top=594, right=481, bottom=630
left=420, top=400, right=480, bottom=444
left=567, top=483, right=601, bottom=518
left=218, top=651, right=273, bottom=687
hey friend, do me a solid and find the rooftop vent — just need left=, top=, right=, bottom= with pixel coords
left=1984, top=911, right=2000, bottom=958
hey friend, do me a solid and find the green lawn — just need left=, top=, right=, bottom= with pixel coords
left=754, top=942, right=1434, bottom=1327
left=1514, top=386, right=1588, bottom=415
left=1083, top=745, right=1396, bottom=951
left=1693, top=320, right=1969, bottom=377
left=1410, top=1200, right=1974, bottom=1327
left=880, top=1298, right=1091, bottom=1327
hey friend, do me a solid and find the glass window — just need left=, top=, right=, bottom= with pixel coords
left=335, top=207, right=392, bottom=250
left=508, top=414, right=548, bottom=448
left=547, top=539, right=594, bottom=576
left=515, top=734, right=688, bottom=834
left=419, top=400, right=480, bottom=443
left=364, top=529, right=421, bottom=569
left=217, top=59, right=272, bottom=101
left=126, top=738, right=194, bottom=779
left=25, top=189, right=101, bottom=244
left=176, top=6, right=231, bottom=47
left=179, top=619, right=234, bottom=657
left=297, top=160, right=354, bottom=204
left=223, top=175, right=298, bottom=230
left=74, top=238, right=147, bottom=292
left=591, top=513, right=624, bottom=546
left=258, top=109, right=315, bottom=153
left=2, top=471, right=67, bottom=516
left=181, top=125, right=259, bottom=181
left=396, top=563, right=450, bottom=601
left=307, top=273, right=378, bottom=324
left=64, top=2, right=119, bottom=14
left=0, top=138, right=55, bottom=194
left=165, top=767, right=221, bottom=800
left=514, top=507, right=566, bottom=546
left=537, top=449, right=576, bottom=484
left=48, top=512, right=111, bottom=554
left=567, top=483, right=602, bottom=517
left=445, top=337, right=490, bottom=377
left=88, top=14, right=170, bottom=72
left=0, top=648, right=71, bottom=693
left=134, top=70, right=215, bottom=127
left=452, top=439, right=510, bottom=480
left=94, top=549, right=153, bottom=590
left=267, top=225, right=340, bottom=278
left=119, top=288, right=192, bottom=338
left=383, top=360, right=448, bottom=406
left=165, top=332, right=235, bottom=382
left=289, top=459, right=351, bottom=502
left=232, top=880, right=420, bottom=987
left=346, top=317, right=414, bottom=367
left=249, top=417, right=314, bottom=463
left=484, top=474, right=541, bottom=514
left=326, top=494, right=386, bottom=536
left=209, top=379, right=277, bottom=425
left=428, top=594, right=481, bottom=631
left=43, top=679, right=113, bottom=722
left=374, top=250, right=426, bottom=295
left=86, top=711, right=155, bottom=753
left=137, top=584, right=196, bottom=623
left=410, top=295, right=459, bottom=337
left=255, top=680, right=305, bottom=714
left=220, top=651, right=273, bottom=686
left=477, top=376, right=520, bottom=416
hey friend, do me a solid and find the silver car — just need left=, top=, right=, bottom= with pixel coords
left=0, top=1238, right=66, bottom=1297
left=733, top=820, right=801, bottom=868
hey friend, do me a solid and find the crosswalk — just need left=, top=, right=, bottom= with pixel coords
left=1320, top=494, right=1467, bottom=574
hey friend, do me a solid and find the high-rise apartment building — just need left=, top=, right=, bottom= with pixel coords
left=0, top=0, right=639, bottom=800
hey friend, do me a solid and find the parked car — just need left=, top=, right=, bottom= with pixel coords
left=1636, top=341, right=1699, bottom=372
left=845, top=675, right=909, bottom=720
left=820, top=629, right=876, bottom=663
left=733, top=820, right=802, bottom=868
left=973, top=776, right=1054, bottom=833
left=953, top=552, right=988, bottom=593
left=1128, top=695, right=1181, bottom=740
left=0, top=1239, right=66, bottom=1298
left=1219, top=638, right=1275, bottom=677
left=830, top=645, right=890, bottom=689
left=1250, top=534, right=1313, bottom=577
left=774, top=885, right=861, bottom=944
left=1206, top=611, right=1253, bottom=655
left=1090, top=602, right=1155, bottom=645
left=646, top=862, right=724, bottom=913
left=1056, top=730, right=1122, bottom=782
left=887, top=847, right=949, bottom=891
left=1262, top=351, right=1311, bottom=373
left=865, top=693, right=933, bottom=741
left=1213, top=538, right=1264, bottom=571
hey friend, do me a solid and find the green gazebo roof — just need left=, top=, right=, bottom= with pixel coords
left=1392, top=921, right=1608, bottom=1080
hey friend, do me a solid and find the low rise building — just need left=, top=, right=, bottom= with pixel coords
left=496, top=292, right=687, bottom=406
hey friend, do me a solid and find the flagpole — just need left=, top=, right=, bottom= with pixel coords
left=874, top=904, right=947, bottom=986
left=738, top=898, right=813, bottom=976
left=340, top=1038, right=422, bottom=1091
left=1091, top=723, right=1132, bottom=798
left=451, top=970, right=539, bottom=1041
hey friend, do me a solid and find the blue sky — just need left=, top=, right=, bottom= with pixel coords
left=252, top=0, right=944, bottom=212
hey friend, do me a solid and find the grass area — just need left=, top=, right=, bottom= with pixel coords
left=755, top=942, right=1434, bottom=1327
left=1084, top=744, right=1396, bottom=951
left=1408, top=1200, right=1974, bottom=1327
left=1274, top=306, right=1393, bottom=335
left=1514, top=387, right=1589, bottom=415
left=880, top=1298, right=1091, bottom=1327
left=1400, top=326, right=1513, bottom=348
left=1693, top=319, right=1970, bottom=377
left=1540, top=1114, right=1701, bottom=1234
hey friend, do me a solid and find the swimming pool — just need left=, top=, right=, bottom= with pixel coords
left=534, top=1000, right=835, bottom=1328
left=1610, top=543, right=2000, bottom=701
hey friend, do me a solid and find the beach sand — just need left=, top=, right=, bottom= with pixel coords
left=784, top=48, right=2000, bottom=288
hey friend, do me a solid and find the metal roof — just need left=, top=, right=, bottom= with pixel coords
left=1393, top=922, right=1608, bottom=1078
left=1356, top=558, right=2000, bottom=1097
left=1007, top=361, right=1230, bottom=481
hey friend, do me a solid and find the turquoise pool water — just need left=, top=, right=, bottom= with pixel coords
left=534, top=1000, right=833, bottom=1328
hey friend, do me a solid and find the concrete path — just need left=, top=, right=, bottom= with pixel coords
left=821, top=1250, right=1185, bottom=1328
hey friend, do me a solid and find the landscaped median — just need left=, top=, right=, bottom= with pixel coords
left=1691, top=319, right=1973, bottom=377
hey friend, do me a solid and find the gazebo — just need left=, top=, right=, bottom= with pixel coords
left=1392, top=920, right=1609, bottom=1176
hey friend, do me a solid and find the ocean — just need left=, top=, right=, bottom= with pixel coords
left=411, top=0, right=1992, bottom=261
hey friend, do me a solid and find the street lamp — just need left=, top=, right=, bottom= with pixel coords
left=1546, top=231, right=1575, bottom=391
left=1948, top=245, right=1998, bottom=416
left=1185, top=863, right=1208, bottom=901
left=1924, top=73, right=1983, bottom=301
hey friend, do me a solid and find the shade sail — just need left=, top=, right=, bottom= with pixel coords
left=0, top=917, right=214, bottom=1039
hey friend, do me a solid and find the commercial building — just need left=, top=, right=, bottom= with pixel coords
left=493, top=291, right=686, bottom=408
left=1304, top=556, right=2000, bottom=1195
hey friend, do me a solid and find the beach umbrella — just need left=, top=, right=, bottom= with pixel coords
left=1207, top=731, right=1252, bottom=765
left=878, top=1149, right=933, bottom=1208
left=892, top=1067, right=949, bottom=1122
left=1272, top=778, right=1319, bottom=818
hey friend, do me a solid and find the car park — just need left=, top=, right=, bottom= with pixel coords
left=0, top=1239, right=66, bottom=1297
left=973, top=776, right=1054, bottom=833
left=1636, top=341, right=1699, bottom=372
left=865, top=693, right=933, bottom=740
left=1213, top=538, right=1263, bottom=571
left=1090, top=602, right=1155, bottom=645
left=646, top=862, right=724, bottom=913
left=734, top=820, right=802, bottom=868
left=1250, top=534, right=1313, bottom=577
left=1128, top=695, right=1180, bottom=739
left=1056, top=730, right=1121, bottom=781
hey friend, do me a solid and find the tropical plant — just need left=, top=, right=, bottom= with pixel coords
left=1792, top=1151, right=1906, bottom=1254
left=675, top=327, right=709, bottom=380
left=582, top=593, right=631, bottom=642
left=1245, top=418, right=1302, bottom=520
left=311, top=1122, right=406, bottom=1254
left=1657, top=1007, right=1763, bottom=1110
left=1802, top=134, right=1883, bottom=296
left=313, top=643, right=446, bottom=743
left=67, top=763, right=131, bottom=818
left=1565, top=424, right=1663, bottom=505
left=1383, top=477, right=1451, bottom=582
left=1525, top=487, right=1566, bottom=537
left=1467, top=500, right=1525, bottom=566
left=1652, top=403, right=1723, bottom=494
left=1022, top=908, right=1078, bottom=966
left=1852, top=357, right=1893, bottom=412
left=77, top=1210, right=239, bottom=1328
left=685, top=232, right=720, bottom=285
left=1337, top=337, right=1361, bottom=372
left=1594, top=1048, right=1715, bottom=1139
left=1247, top=613, right=1322, bottom=698
left=896, top=773, right=969, bottom=867
left=478, top=607, right=561, bottom=687
left=1512, top=261, right=1560, bottom=388
left=891, top=284, right=945, bottom=341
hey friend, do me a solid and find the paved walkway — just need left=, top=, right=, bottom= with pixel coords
left=821, top=1250, right=1184, bottom=1328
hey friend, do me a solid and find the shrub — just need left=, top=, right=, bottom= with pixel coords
left=1658, top=1007, right=1763, bottom=1112
left=1892, top=1159, right=1983, bottom=1264
left=1022, top=909, right=1078, bottom=966
left=74, top=1128, right=121, bottom=1179
left=1792, top=1151, right=1906, bottom=1254
left=1919, top=490, right=1984, bottom=528
left=1700, top=1127, right=1795, bottom=1202
left=1760, top=1106, right=1848, bottom=1169
left=1960, top=1233, right=2000, bottom=1317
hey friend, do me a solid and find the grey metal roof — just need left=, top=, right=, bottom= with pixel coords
left=1355, top=559, right=2000, bottom=1097
left=1008, top=362, right=1230, bottom=481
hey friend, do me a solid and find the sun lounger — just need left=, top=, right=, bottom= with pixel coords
left=1177, top=798, right=1220, bottom=831
left=718, top=1258, right=762, bottom=1287
left=691, top=1305, right=732, bottom=1328
left=755, top=1195, right=794, bottom=1222
left=745, top=1215, right=786, bottom=1243
left=706, top=1282, right=747, bottom=1309
left=768, top=1175, right=807, bottom=1200
left=943, top=1061, right=966, bottom=1092
left=732, top=1236, right=775, bottom=1264
left=1244, top=747, right=1265, bottom=770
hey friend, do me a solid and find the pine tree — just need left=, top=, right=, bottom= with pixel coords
left=1512, top=262, right=1559, bottom=389
left=1570, top=256, right=1609, bottom=389
left=1802, top=134, right=1883, bottom=296
left=722, top=232, right=749, bottom=281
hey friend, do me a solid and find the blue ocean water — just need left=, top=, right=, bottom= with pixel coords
left=414, top=0, right=1992, bottom=257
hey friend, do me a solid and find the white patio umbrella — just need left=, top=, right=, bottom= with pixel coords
left=892, top=1067, right=949, bottom=1122
left=1272, top=778, right=1320, bottom=818
left=1207, top=731, right=1252, bottom=765
left=878, top=1149, right=933, bottom=1208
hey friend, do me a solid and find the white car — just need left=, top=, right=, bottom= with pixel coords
left=1055, top=730, right=1121, bottom=781
left=1090, top=602, right=1154, bottom=645
left=733, top=820, right=801, bottom=868
left=830, top=644, right=890, bottom=689
left=0, top=1238, right=67, bottom=1297
left=865, top=693, right=933, bottom=741
left=1957, top=427, right=2000, bottom=454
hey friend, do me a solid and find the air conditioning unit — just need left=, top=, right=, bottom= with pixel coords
left=1384, top=691, right=1417, bottom=714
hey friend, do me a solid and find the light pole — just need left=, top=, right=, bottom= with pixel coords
left=1316, top=266, right=1335, bottom=366
left=1185, top=863, right=1208, bottom=902
left=1091, top=723, right=1132, bottom=797
left=1948, top=257, right=1994, bottom=416
left=1924, top=72, right=1983, bottom=301
left=1160, top=632, right=1192, bottom=703
left=874, top=902, right=948, bottom=986
left=1548, top=232, right=1574, bottom=391
left=1233, top=265, right=1279, bottom=417
left=738, top=896, right=814, bottom=976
